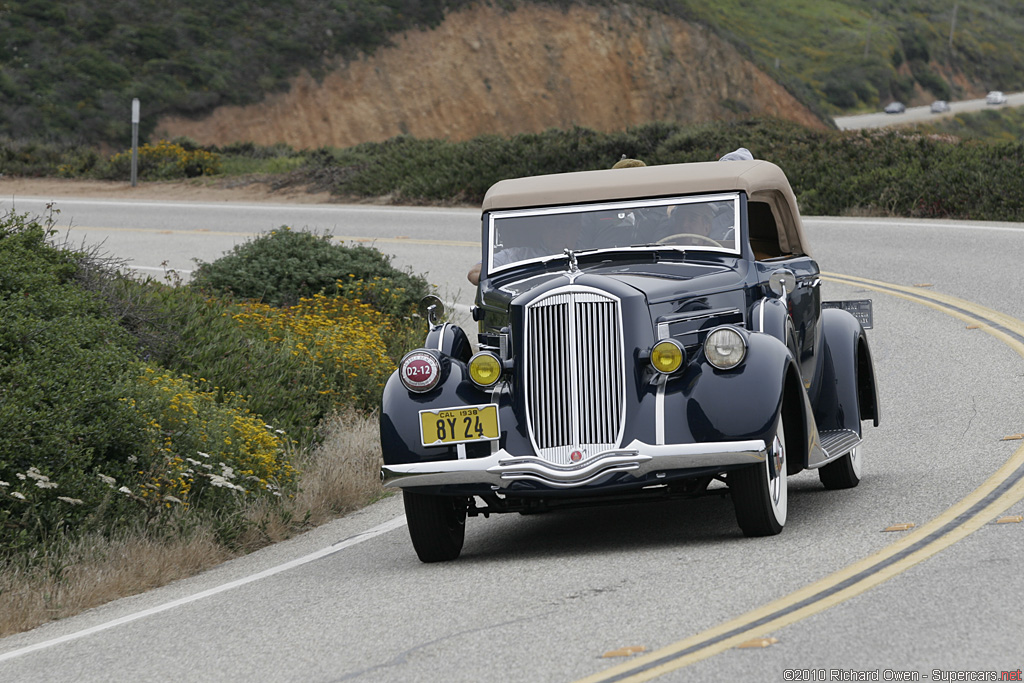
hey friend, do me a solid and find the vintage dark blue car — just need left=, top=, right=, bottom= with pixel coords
left=380, top=160, right=880, bottom=562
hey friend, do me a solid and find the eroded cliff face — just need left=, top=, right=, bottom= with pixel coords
left=154, top=3, right=826, bottom=149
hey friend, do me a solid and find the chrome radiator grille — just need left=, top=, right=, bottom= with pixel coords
left=524, top=288, right=625, bottom=464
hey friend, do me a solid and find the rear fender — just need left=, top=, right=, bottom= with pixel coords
left=814, top=308, right=881, bottom=433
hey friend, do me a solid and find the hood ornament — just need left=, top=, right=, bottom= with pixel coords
left=564, top=248, right=579, bottom=274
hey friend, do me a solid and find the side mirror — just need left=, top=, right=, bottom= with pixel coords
left=768, top=270, right=796, bottom=298
left=418, top=295, right=445, bottom=329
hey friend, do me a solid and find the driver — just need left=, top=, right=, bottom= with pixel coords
left=650, top=203, right=717, bottom=245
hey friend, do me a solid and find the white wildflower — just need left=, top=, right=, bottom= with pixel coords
left=16, top=473, right=26, bottom=480
left=0, top=480, right=9, bottom=487
left=219, top=464, right=236, bottom=479
left=118, top=486, right=132, bottom=495
left=11, top=492, right=26, bottom=500
left=26, top=467, right=47, bottom=481
left=162, top=495, right=182, bottom=504
left=57, top=496, right=84, bottom=505
left=197, top=451, right=210, bottom=459
left=35, top=480, right=58, bottom=489
left=128, top=455, right=138, bottom=464
left=208, top=474, right=244, bottom=492
left=97, top=473, right=117, bottom=486
left=186, top=457, right=202, bottom=466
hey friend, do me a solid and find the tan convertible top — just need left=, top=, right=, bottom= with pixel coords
left=482, top=160, right=809, bottom=256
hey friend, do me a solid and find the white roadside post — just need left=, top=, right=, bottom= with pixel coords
left=130, top=98, right=140, bottom=187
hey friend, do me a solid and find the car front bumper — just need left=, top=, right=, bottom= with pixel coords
left=381, top=438, right=768, bottom=490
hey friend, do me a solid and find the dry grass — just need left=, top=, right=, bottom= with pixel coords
left=0, top=408, right=384, bottom=638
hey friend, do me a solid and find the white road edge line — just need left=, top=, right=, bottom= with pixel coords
left=0, top=515, right=407, bottom=663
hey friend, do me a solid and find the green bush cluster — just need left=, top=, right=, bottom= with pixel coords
left=189, top=226, right=430, bottom=314
left=0, top=212, right=148, bottom=553
left=313, top=118, right=1024, bottom=221
left=0, top=210, right=427, bottom=560
left=96, top=140, right=222, bottom=180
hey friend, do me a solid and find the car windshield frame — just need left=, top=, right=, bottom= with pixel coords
left=485, top=192, right=742, bottom=276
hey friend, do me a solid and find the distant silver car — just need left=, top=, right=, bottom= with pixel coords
left=986, top=91, right=1007, bottom=105
left=930, top=100, right=950, bottom=113
left=884, top=101, right=906, bottom=114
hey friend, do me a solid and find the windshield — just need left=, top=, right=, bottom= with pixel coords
left=486, top=193, right=741, bottom=275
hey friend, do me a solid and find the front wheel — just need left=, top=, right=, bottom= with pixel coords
left=731, top=408, right=788, bottom=537
left=818, top=445, right=862, bottom=490
left=403, top=490, right=468, bottom=562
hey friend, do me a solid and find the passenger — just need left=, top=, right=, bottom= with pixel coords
left=719, top=147, right=754, bottom=161
left=468, top=156, right=647, bottom=284
left=467, top=214, right=581, bottom=285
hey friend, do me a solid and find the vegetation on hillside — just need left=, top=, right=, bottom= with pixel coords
left=2, top=0, right=1022, bottom=147
left=0, top=208, right=427, bottom=594
left=681, top=0, right=1024, bottom=112
left=286, top=117, right=1024, bottom=221
left=3, top=116, right=1023, bottom=221
left=0, top=0, right=471, bottom=145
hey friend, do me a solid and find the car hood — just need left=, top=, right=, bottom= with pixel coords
left=593, top=261, right=747, bottom=304
left=486, top=259, right=750, bottom=317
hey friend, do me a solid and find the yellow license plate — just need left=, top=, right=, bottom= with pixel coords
left=419, top=405, right=500, bottom=446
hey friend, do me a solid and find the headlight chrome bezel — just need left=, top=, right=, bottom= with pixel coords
left=703, top=326, right=747, bottom=370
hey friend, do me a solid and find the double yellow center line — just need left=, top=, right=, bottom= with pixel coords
left=577, top=273, right=1024, bottom=682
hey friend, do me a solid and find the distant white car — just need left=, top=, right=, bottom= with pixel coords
left=986, top=91, right=1007, bottom=105
left=884, top=101, right=906, bottom=114
left=930, top=100, right=950, bottom=113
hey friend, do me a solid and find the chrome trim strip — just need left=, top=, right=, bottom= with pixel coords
left=655, top=381, right=666, bottom=445
left=664, top=307, right=741, bottom=324
left=757, top=297, right=767, bottom=333
left=381, top=438, right=767, bottom=490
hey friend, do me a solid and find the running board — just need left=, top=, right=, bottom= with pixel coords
left=815, top=429, right=861, bottom=467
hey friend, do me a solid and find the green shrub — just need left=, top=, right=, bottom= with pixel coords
left=97, top=140, right=222, bottom=180
left=0, top=211, right=151, bottom=554
left=189, top=226, right=430, bottom=314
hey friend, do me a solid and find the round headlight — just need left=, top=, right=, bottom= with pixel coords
left=468, top=351, right=503, bottom=387
left=704, top=327, right=747, bottom=370
left=399, top=350, right=442, bottom=393
left=650, top=339, right=685, bottom=375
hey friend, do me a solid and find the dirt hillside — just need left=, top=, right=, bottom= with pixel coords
left=154, top=3, right=825, bottom=149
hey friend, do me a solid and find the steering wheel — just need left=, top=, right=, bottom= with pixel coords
left=655, top=233, right=721, bottom=247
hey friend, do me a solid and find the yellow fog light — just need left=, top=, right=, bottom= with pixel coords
left=468, top=352, right=503, bottom=387
left=651, top=339, right=685, bottom=375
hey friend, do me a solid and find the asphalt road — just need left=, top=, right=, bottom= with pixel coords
left=834, top=91, right=1024, bottom=130
left=1, top=195, right=1023, bottom=682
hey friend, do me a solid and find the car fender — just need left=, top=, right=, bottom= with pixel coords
left=813, top=308, right=881, bottom=434
left=424, top=322, right=473, bottom=363
left=750, top=297, right=796, bottom=352
left=661, top=331, right=821, bottom=471
left=380, top=359, right=507, bottom=466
